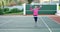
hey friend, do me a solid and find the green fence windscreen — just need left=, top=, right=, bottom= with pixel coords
left=26, top=4, right=57, bottom=15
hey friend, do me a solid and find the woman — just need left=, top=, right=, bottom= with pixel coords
left=30, top=5, right=40, bottom=26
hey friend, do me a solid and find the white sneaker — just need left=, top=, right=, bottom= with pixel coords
left=34, top=22, right=38, bottom=27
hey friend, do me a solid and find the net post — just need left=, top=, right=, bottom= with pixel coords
left=57, top=3, right=59, bottom=12
left=55, top=3, right=60, bottom=16
left=23, top=3, right=26, bottom=15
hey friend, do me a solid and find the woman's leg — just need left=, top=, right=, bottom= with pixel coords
left=34, top=16, right=38, bottom=27
left=34, top=16, right=38, bottom=23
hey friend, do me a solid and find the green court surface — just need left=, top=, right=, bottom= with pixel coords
left=0, top=16, right=60, bottom=32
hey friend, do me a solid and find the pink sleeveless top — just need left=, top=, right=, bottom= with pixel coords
left=30, top=7, right=40, bottom=16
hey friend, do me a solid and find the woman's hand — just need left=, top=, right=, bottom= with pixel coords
left=40, top=5, right=42, bottom=7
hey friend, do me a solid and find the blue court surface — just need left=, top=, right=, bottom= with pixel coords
left=0, top=16, right=60, bottom=32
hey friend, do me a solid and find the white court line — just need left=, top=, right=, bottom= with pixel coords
left=0, top=16, right=33, bottom=17
left=0, top=20, right=13, bottom=27
left=48, top=17, right=60, bottom=24
left=0, top=28, right=60, bottom=30
left=0, top=16, right=47, bottom=17
left=40, top=17, right=52, bottom=32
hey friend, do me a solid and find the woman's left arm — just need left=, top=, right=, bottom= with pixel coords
left=37, top=7, right=40, bottom=10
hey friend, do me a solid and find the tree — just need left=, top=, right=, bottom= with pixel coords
left=0, top=1, right=2, bottom=7
left=27, top=0, right=33, bottom=4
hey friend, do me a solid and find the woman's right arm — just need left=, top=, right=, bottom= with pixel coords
left=30, top=6, right=33, bottom=11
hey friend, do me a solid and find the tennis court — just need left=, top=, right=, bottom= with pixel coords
left=0, top=16, right=60, bottom=32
